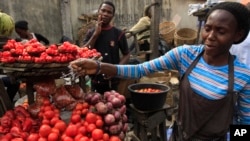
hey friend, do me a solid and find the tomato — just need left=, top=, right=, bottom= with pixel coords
left=65, top=124, right=78, bottom=137
left=1, top=133, right=12, bottom=141
left=54, top=120, right=67, bottom=133
left=91, top=129, right=104, bottom=140
left=103, top=133, right=109, bottom=141
left=75, top=122, right=82, bottom=129
left=75, top=103, right=83, bottom=110
left=135, top=88, right=162, bottom=93
left=85, top=113, right=97, bottom=124
left=63, top=136, right=74, bottom=141
left=39, top=124, right=52, bottom=137
left=43, top=99, right=51, bottom=106
left=82, top=102, right=89, bottom=109
left=71, top=114, right=81, bottom=124
left=27, top=133, right=39, bottom=141
left=38, top=137, right=47, bottom=141
left=81, top=108, right=88, bottom=115
left=78, top=126, right=87, bottom=135
left=95, top=119, right=104, bottom=128
left=44, top=105, right=52, bottom=111
left=109, top=136, right=121, bottom=141
left=79, top=136, right=89, bottom=141
left=44, top=110, right=55, bottom=120
left=86, top=123, right=96, bottom=133
left=50, top=117, right=60, bottom=126
left=74, top=134, right=83, bottom=141
left=42, top=119, right=50, bottom=125
left=73, top=110, right=82, bottom=115
left=11, top=138, right=24, bottom=141
left=1, top=137, right=11, bottom=141
left=51, top=128, right=60, bottom=135
left=48, top=132, right=59, bottom=141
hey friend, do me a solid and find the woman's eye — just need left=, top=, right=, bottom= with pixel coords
left=204, top=27, right=211, bottom=32
left=218, top=30, right=226, bottom=35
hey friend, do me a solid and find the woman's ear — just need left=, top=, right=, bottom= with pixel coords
left=234, top=29, right=245, bottom=43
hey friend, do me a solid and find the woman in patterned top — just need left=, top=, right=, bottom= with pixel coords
left=70, top=2, right=250, bottom=140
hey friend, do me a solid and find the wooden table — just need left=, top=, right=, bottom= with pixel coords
left=0, top=63, right=69, bottom=105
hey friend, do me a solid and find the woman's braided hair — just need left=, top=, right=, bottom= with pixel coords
left=205, top=2, right=250, bottom=44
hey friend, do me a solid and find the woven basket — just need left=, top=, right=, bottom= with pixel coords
left=159, top=21, right=176, bottom=44
left=174, top=28, right=197, bottom=46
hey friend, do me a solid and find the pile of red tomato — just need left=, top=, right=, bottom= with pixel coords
left=0, top=39, right=101, bottom=64
left=0, top=91, right=127, bottom=141
left=134, top=88, right=163, bottom=93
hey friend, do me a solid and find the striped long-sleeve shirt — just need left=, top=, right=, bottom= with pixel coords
left=116, top=45, right=250, bottom=124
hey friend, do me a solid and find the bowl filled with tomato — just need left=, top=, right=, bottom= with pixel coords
left=128, top=83, right=170, bottom=111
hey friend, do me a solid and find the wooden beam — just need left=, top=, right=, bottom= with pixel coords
left=150, top=0, right=162, bottom=59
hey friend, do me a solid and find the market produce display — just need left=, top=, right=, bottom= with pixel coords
left=0, top=37, right=128, bottom=140
left=0, top=39, right=101, bottom=64
left=0, top=79, right=128, bottom=141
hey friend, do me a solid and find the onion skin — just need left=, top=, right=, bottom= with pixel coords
left=122, top=114, right=128, bottom=123
left=117, top=94, right=126, bottom=105
left=113, top=111, right=121, bottom=121
left=104, top=114, right=116, bottom=125
left=110, top=97, right=122, bottom=108
left=95, top=102, right=108, bottom=114
left=106, top=102, right=113, bottom=111
left=90, top=93, right=101, bottom=105
left=104, top=91, right=112, bottom=100
left=119, top=105, right=126, bottom=115
left=109, top=124, right=121, bottom=135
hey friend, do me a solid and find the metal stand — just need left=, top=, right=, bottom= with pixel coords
left=129, top=104, right=173, bottom=141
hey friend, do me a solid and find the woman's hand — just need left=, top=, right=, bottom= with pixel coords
left=69, top=58, right=98, bottom=76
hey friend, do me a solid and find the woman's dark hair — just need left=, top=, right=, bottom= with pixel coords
left=205, top=2, right=250, bottom=44
left=98, top=1, right=115, bottom=14
left=15, top=20, right=29, bottom=30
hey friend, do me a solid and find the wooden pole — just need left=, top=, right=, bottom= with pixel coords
left=150, top=0, right=162, bottom=59
left=60, top=0, right=73, bottom=40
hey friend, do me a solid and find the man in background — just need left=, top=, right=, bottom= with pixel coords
left=82, top=1, right=130, bottom=94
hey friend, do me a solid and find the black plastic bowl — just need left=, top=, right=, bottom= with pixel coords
left=128, top=83, right=170, bottom=111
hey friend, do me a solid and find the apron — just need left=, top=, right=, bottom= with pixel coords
left=172, top=51, right=237, bottom=141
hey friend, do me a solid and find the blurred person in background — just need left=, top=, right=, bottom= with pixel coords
left=125, top=3, right=157, bottom=61
left=229, top=2, right=250, bottom=68
left=15, top=20, right=50, bottom=45
left=82, top=1, right=130, bottom=94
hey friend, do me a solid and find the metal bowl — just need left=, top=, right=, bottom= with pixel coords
left=128, top=83, right=170, bottom=111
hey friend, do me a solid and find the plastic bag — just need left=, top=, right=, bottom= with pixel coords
left=33, top=79, right=57, bottom=97
left=53, top=86, right=76, bottom=109
left=64, top=84, right=85, bottom=99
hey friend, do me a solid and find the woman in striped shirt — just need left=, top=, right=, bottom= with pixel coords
left=70, top=2, right=250, bottom=140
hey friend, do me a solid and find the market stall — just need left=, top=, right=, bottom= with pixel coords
left=0, top=39, right=101, bottom=106
left=0, top=39, right=132, bottom=140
